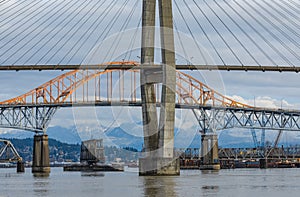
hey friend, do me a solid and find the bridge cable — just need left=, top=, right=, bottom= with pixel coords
left=61, top=0, right=116, bottom=65
left=54, top=0, right=109, bottom=65
left=0, top=0, right=48, bottom=37
left=0, top=0, right=51, bottom=46
left=0, top=0, right=28, bottom=19
left=232, top=0, right=295, bottom=67
left=0, top=1, right=67, bottom=65
left=32, top=0, right=95, bottom=65
left=104, top=0, right=139, bottom=64
left=20, top=0, right=109, bottom=66
left=8, top=0, right=80, bottom=65
left=275, top=1, right=300, bottom=25
left=288, top=0, right=300, bottom=10
left=0, top=0, right=21, bottom=9
left=264, top=0, right=300, bottom=35
left=19, top=0, right=89, bottom=65
left=124, top=16, right=142, bottom=61
left=83, top=0, right=132, bottom=65
left=209, top=0, right=261, bottom=66
left=212, top=0, right=263, bottom=66
left=78, top=0, right=120, bottom=65
left=249, top=0, right=300, bottom=63
left=194, top=0, right=244, bottom=65
left=174, top=20, right=190, bottom=66
left=43, top=1, right=103, bottom=65
left=221, top=0, right=277, bottom=66
left=94, top=0, right=134, bottom=64
left=2, top=1, right=81, bottom=64
left=174, top=0, right=208, bottom=65
left=181, top=0, right=226, bottom=66
left=102, top=0, right=134, bottom=62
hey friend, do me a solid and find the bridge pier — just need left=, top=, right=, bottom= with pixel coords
left=139, top=157, right=180, bottom=176
left=200, top=133, right=220, bottom=170
left=17, top=161, right=25, bottom=173
left=32, top=134, right=50, bottom=174
left=139, top=0, right=179, bottom=176
left=259, top=158, right=268, bottom=169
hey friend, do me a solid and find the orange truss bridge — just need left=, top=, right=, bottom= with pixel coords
left=0, top=62, right=300, bottom=135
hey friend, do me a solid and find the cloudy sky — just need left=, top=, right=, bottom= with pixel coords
left=0, top=0, right=300, bottom=134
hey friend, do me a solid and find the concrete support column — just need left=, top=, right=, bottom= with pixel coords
left=32, top=134, right=50, bottom=174
left=140, top=0, right=158, bottom=157
left=259, top=158, right=268, bottom=169
left=200, top=133, right=220, bottom=170
left=157, top=0, right=178, bottom=163
left=139, top=0, right=159, bottom=175
left=17, top=161, right=25, bottom=173
left=139, top=0, right=179, bottom=176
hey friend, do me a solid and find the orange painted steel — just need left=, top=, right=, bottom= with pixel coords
left=0, top=64, right=252, bottom=109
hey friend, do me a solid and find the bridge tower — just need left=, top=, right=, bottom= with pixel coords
left=139, top=0, right=180, bottom=175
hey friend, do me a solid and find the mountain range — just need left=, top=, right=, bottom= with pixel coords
left=1, top=125, right=299, bottom=150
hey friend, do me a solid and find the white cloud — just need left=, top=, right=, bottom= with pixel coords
left=227, top=94, right=298, bottom=109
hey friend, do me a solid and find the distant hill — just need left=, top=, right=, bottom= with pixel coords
left=1, top=125, right=299, bottom=150
left=1, top=138, right=138, bottom=163
left=1, top=138, right=80, bottom=162
left=0, top=126, right=81, bottom=144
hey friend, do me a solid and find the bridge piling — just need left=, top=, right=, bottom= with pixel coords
left=17, top=161, right=25, bottom=173
left=32, top=134, right=50, bottom=174
left=200, top=133, right=220, bottom=170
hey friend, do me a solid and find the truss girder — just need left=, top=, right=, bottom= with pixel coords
left=195, top=108, right=300, bottom=132
left=0, top=106, right=57, bottom=133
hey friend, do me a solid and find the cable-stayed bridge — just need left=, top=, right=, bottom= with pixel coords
left=0, top=0, right=300, bottom=174
left=0, top=0, right=300, bottom=70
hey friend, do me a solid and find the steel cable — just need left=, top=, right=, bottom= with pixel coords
left=182, top=0, right=226, bottom=65
left=174, top=0, right=208, bottom=65
left=33, top=0, right=94, bottom=64
left=44, top=1, right=102, bottom=64
left=194, top=0, right=243, bottom=65
left=0, top=0, right=43, bottom=30
left=244, top=0, right=300, bottom=64
left=0, top=0, right=28, bottom=18
left=104, top=0, right=139, bottom=63
left=51, top=0, right=109, bottom=65
left=78, top=0, right=120, bottom=65
left=0, top=1, right=65, bottom=64
left=10, top=0, right=78, bottom=65
left=21, top=0, right=88, bottom=65
left=124, top=16, right=142, bottom=61
left=232, top=0, right=294, bottom=66
left=59, top=0, right=108, bottom=65
left=84, top=0, right=132, bottom=65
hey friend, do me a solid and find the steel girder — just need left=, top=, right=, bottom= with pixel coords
left=194, top=107, right=300, bottom=132
left=0, top=139, right=22, bottom=162
left=0, top=106, right=58, bottom=133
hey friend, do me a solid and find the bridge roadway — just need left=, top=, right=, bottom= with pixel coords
left=1, top=64, right=300, bottom=72
left=1, top=101, right=300, bottom=133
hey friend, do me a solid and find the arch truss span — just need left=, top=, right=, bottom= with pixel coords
left=0, top=66, right=299, bottom=132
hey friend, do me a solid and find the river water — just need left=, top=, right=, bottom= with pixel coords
left=0, top=167, right=299, bottom=197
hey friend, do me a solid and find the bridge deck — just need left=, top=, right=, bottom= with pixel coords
left=0, top=64, right=299, bottom=72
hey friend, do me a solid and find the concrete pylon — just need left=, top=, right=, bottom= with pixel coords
left=32, top=134, right=50, bottom=174
left=200, top=133, right=220, bottom=170
left=139, top=0, right=180, bottom=176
